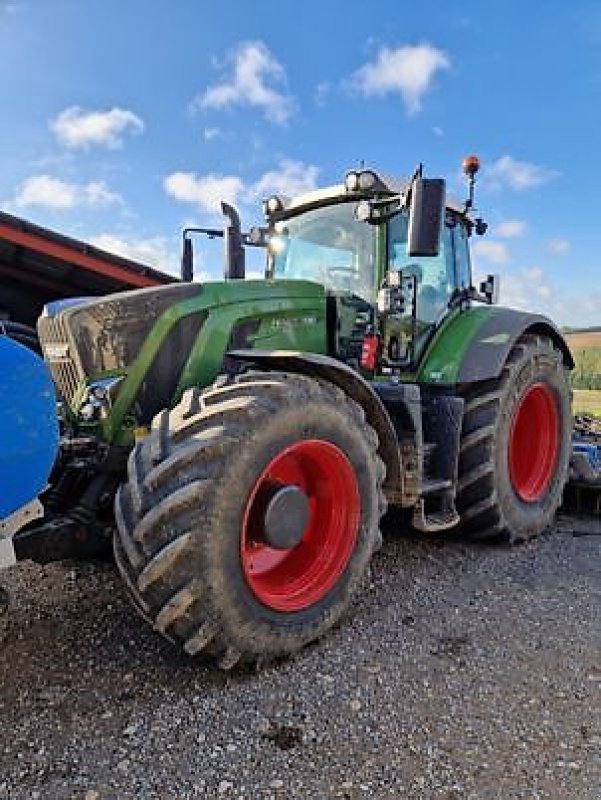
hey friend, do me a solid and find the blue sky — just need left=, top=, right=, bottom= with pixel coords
left=1, top=0, right=600, bottom=326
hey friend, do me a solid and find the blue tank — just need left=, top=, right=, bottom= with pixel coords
left=0, top=337, right=59, bottom=518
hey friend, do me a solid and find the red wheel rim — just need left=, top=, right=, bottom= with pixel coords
left=509, top=382, right=560, bottom=502
left=241, top=440, right=360, bottom=612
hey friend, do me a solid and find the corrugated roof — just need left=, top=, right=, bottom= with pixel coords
left=0, top=210, right=176, bottom=291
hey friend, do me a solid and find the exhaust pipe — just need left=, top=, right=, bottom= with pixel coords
left=221, top=202, right=245, bottom=280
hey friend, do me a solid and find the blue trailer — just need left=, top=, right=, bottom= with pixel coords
left=0, top=336, right=59, bottom=566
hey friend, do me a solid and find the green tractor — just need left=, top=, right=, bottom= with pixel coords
left=14, top=157, right=572, bottom=668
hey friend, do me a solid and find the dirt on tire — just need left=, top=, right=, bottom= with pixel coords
left=457, top=333, right=572, bottom=542
left=114, top=372, right=385, bottom=668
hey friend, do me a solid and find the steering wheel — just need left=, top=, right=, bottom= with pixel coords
left=325, top=266, right=356, bottom=277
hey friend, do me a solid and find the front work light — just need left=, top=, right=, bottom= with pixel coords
left=358, top=170, right=377, bottom=190
left=345, top=171, right=360, bottom=192
left=263, top=195, right=284, bottom=217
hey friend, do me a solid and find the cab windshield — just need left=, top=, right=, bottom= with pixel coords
left=271, top=202, right=376, bottom=303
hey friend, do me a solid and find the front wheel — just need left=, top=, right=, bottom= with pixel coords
left=113, top=372, right=385, bottom=668
left=456, top=333, right=572, bottom=542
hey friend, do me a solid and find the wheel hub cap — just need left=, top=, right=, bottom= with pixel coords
left=263, top=485, right=310, bottom=550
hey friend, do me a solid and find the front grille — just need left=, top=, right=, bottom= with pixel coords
left=38, top=314, right=82, bottom=403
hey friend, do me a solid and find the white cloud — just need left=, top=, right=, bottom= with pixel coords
left=91, top=234, right=177, bottom=273
left=164, top=159, right=319, bottom=213
left=351, top=43, right=450, bottom=115
left=476, top=266, right=554, bottom=318
left=491, top=266, right=600, bottom=327
left=471, top=239, right=510, bottom=265
left=249, top=159, right=319, bottom=200
left=315, top=81, right=330, bottom=107
left=50, top=106, right=144, bottom=150
left=203, top=127, right=223, bottom=142
left=163, top=171, right=244, bottom=213
left=547, top=238, right=570, bottom=255
left=485, top=155, right=557, bottom=191
left=432, top=125, right=444, bottom=137
left=12, top=175, right=122, bottom=211
left=196, top=41, right=295, bottom=125
left=496, top=220, right=526, bottom=238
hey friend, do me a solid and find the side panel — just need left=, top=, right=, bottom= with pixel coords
left=416, top=306, right=573, bottom=386
left=102, top=281, right=327, bottom=444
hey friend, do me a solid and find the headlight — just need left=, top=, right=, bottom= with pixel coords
left=354, top=200, right=373, bottom=223
left=267, top=235, right=287, bottom=256
left=263, top=195, right=284, bottom=216
left=79, top=376, right=125, bottom=421
left=345, top=171, right=360, bottom=192
left=358, top=170, right=378, bottom=190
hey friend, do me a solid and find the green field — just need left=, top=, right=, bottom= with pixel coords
left=573, top=389, right=601, bottom=417
left=565, top=331, right=601, bottom=391
left=564, top=331, right=601, bottom=415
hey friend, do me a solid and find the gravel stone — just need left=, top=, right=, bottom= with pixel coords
left=0, top=513, right=599, bottom=799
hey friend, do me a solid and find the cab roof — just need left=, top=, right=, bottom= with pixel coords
left=278, top=178, right=466, bottom=218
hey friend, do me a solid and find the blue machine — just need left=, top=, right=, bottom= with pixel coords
left=0, top=336, right=59, bottom=521
left=571, top=440, right=601, bottom=483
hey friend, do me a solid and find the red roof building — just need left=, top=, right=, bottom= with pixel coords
left=0, top=211, right=175, bottom=328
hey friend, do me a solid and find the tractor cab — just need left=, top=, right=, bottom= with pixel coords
left=263, top=161, right=488, bottom=373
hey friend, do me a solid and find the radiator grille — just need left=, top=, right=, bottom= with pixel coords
left=38, top=315, right=82, bottom=404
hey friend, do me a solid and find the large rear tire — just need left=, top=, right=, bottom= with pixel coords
left=456, top=333, right=571, bottom=542
left=113, top=372, right=385, bottom=668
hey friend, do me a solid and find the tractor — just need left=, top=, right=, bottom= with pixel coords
left=7, top=158, right=573, bottom=668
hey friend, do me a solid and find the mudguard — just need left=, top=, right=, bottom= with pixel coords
left=417, top=306, right=574, bottom=386
left=228, top=349, right=404, bottom=501
left=0, top=337, right=59, bottom=519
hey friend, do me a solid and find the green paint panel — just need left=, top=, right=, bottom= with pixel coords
left=99, top=279, right=326, bottom=445
left=416, top=306, right=503, bottom=384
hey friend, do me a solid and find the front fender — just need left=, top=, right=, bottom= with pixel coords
left=228, top=349, right=403, bottom=502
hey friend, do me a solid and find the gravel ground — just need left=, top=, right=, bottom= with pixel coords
left=0, top=513, right=599, bottom=800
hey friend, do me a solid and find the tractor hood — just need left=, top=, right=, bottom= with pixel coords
left=39, top=283, right=201, bottom=395
left=38, top=279, right=327, bottom=443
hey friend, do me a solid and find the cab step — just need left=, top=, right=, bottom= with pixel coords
left=420, top=477, right=452, bottom=496
left=412, top=498, right=460, bottom=533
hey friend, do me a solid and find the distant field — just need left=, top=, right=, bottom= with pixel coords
left=565, top=331, right=601, bottom=349
left=573, top=389, right=601, bottom=416
left=565, top=331, right=601, bottom=391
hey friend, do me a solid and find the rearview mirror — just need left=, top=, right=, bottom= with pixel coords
left=480, top=273, right=500, bottom=305
left=407, top=178, right=445, bottom=257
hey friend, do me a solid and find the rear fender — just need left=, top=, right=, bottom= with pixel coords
left=228, top=350, right=403, bottom=501
left=457, top=312, right=573, bottom=384
left=418, top=307, right=574, bottom=386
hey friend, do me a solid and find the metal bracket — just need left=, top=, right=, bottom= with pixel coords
left=0, top=498, right=43, bottom=538
left=0, top=498, right=43, bottom=569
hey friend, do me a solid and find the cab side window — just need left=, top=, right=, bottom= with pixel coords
left=387, top=215, right=455, bottom=326
left=452, top=221, right=471, bottom=290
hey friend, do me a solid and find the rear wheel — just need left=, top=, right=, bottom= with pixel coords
left=113, top=372, right=385, bottom=668
left=456, top=334, right=571, bottom=542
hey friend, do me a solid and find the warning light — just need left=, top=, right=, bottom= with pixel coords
left=462, top=155, right=480, bottom=178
